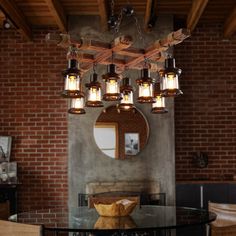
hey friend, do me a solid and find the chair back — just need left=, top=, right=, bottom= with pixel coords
left=208, top=202, right=236, bottom=236
left=0, top=220, right=42, bottom=236
left=0, top=201, right=10, bottom=220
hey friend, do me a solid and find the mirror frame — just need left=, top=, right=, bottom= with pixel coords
left=93, top=106, right=149, bottom=159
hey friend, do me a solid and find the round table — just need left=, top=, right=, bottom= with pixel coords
left=10, top=205, right=216, bottom=235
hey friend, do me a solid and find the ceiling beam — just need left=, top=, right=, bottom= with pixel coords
left=0, top=0, right=32, bottom=41
left=187, top=0, right=209, bottom=32
left=0, top=10, right=4, bottom=27
left=45, top=0, right=67, bottom=32
left=144, top=0, right=157, bottom=32
left=144, top=0, right=152, bottom=31
left=97, top=0, right=108, bottom=31
left=223, top=6, right=236, bottom=38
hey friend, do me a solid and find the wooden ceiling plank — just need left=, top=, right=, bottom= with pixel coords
left=0, top=0, right=32, bottom=41
left=45, top=0, right=67, bottom=32
left=187, top=0, right=209, bottom=32
left=223, top=6, right=236, bottom=38
left=97, top=0, right=108, bottom=31
left=0, top=10, right=4, bottom=28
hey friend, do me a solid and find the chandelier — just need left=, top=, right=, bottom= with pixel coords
left=62, top=45, right=183, bottom=115
left=44, top=0, right=190, bottom=115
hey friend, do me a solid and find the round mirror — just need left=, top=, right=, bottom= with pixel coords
left=93, top=105, right=149, bottom=159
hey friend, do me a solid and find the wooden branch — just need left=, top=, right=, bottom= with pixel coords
left=187, top=0, right=209, bottom=32
left=73, top=35, right=133, bottom=73
left=223, top=6, right=236, bottom=38
left=97, top=0, right=108, bottom=32
left=126, top=28, right=190, bottom=68
left=144, top=0, right=153, bottom=31
left=46, top=29, right=190, bottom=73
left=45, top=0, right=67, bottom=32
left=46, top=33, right=83, bottom=48
left=93, top=35, right=133, bottom=64
left=0, top=0, right=32, bottom=41
left=117, top=47, right=144, bottom=57
left=46, top=33, right=145, bottom=58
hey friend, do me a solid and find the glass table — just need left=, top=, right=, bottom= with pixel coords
left=10, top=205, right=216, bottom=235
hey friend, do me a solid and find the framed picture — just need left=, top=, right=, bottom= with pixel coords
left=0, top=162, right=17, bottom=183
left=0, top=136, right=12, bottom=162
left=125, top=133, right=139, bottom=155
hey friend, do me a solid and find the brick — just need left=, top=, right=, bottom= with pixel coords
left=0, top=28, right=68, bottom=211
left=175, top=23, right=236, bottom=181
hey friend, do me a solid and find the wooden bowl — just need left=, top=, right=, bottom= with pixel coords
left=94, top=199, right=137, bottom=217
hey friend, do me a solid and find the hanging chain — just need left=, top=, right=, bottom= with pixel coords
left=133, top=14, right=145, bottom=47
left=67, top=45, right=78, bottom=60
left=114, top=9, right=124, bottom=33
left=93, top=63, right=97, bottom=74
left=109, top=0, right=144, bottom=47
left=144, top=56, right=148, bottom=68
left=111, top=51, right=114, bottom=64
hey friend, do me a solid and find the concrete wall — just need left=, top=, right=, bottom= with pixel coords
left=68, top=15, right=175, bottom=207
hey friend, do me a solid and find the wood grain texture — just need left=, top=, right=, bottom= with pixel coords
left=97, top=0, right=108, bottom=32
left=1, top=0, right=236, bottom=36
left=46, top=28, right=190, bottom=73
left=223, top=6, right=236, bottom=38
left=0, top=0, right=32, bottom=40
left=45, top=0, right=67, bottom=32
left=187, top=0, right=209, bottom=32
left=0, top=220, right=42, bottom=236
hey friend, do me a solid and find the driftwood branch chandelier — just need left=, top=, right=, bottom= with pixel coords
left=46, top=27, right=190, bottom=115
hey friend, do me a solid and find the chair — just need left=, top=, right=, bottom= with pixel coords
left=0, top=201, right=10, bottom=220
left=208, top=202, right=236, bottom=236
left=0, top=220, right=43, bottom=236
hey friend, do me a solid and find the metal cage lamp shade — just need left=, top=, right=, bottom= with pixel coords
left=117, top=77, right=134, bottom=111
left=136, top=68, right=155, bottom=103
left=61, top=59, right=84, bottom=98
left=161, top=57, right=182, bottom=97
left=151, top=82, right=168, bottom=114
left=102, top=64, right=122, bottom=101
left=85, top=72, right=103, bottom=107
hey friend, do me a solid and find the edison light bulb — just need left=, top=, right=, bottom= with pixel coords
left=74, top=97, right=84, bottom=109
left=107, top=79, right=118, bottom=93
left=67, top=75, right=77, bottom=90
left=89, top=88, right=98, bottom=101
left=140, top=83, right=152, bottom=97
left=154, top=96, right=163, bottom=107
left=166, top=73, right=176, bottom=89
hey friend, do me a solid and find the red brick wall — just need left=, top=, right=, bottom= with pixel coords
left=0, top=29, right=68, bottom=211
left=175, top=23, right=236, bottom=181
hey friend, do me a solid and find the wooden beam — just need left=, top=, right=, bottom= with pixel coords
left=125, top=28, right=190, bottom=68
left=144, top=0, right=157, bottom=31
left=45, top=0, right=67, bottom=32
left=0, top=10, right=4, bottom=28
left=144, top=0, right=152, bottom=31
left=46, top=33, right=144, bottom=57
left=0, top=0, right=32, bottom=41
left=47, top=29, right=190, bottom=72
left=97, top=0, right=108, bottom=31
left=187, top=0, right=209, bottom=32
left=223, top=6, right=236, bottom=38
